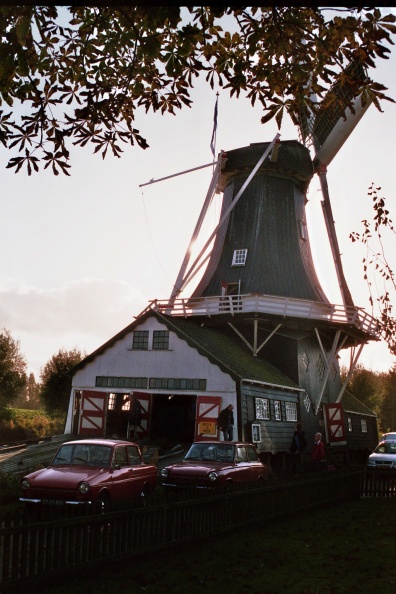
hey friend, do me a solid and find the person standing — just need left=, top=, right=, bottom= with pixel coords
left=290, top=422, right=307, bottom=473
left=217, top=404, right=234, bottom=441
left=125, top=393, right=142, bottom=440
left=311, top=431, right=326, bottom=471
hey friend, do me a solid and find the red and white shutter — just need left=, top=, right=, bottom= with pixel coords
left=131, top=391, right=151, bottom=440
left=324, top=403, right=346, bottom=445
left=195, top=396, right=222, bottom=441
left=79, top=391, right=107, bottom=436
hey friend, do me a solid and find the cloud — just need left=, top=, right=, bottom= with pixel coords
left=0, top=278, right=148, bottom=375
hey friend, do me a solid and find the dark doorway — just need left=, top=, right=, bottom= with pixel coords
left=151, top=394, right=196, bottom=442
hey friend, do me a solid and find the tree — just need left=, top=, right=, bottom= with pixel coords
left=350, top=184, right=396, bottom=356
left=14, top=372, right=41, bottom=410
left=379, top=365, right=396, bottom=432
left=0, top=6, right=395, bottom=175
left=341, top=364, right=385, bottom=416
left=39, top=348, right=84, bottom=415
left=0, top=328, right=27, bottom=407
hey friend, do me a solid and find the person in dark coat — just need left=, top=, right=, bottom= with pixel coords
left=290, top=422, right=307, bottom=473
left=126, top=394, right=142, bottom=440
left=217, top=404, right=234, bottom=441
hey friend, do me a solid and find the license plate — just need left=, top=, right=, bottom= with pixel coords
left=42, top=499, right=65, bottom=506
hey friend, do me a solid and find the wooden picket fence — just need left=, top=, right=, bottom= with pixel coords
left=0, top=469, right=364, bottom=590
left=361, top=471, right=396, bottom=498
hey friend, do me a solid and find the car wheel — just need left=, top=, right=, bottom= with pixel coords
left=98, top=491, right=111, bottom=513
left=225, top=480, right=233, bottom=493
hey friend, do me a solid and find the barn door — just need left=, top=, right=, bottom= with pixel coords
left=79, top=391, right=107, bottom=436
left=324, top=403, right=346, bottom=445
left=131, top=392, right=151, bottom=440
left=195, top=396, right=222, bottom=441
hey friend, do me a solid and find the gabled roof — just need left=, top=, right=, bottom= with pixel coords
left=341, top=390, right=377, bottom=418
left=73, top=308, right=299, bottom=391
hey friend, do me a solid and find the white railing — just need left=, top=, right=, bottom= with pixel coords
left=146, top=294, right=381, bottom=338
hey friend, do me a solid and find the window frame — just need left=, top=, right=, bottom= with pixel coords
left=232, top=248, right=248, bottom=266
left=285, top=402, right=298, bottom=422
left=255, top=398, right=270, bottom=420
left=132, top=330, right=149, bottom=350
left=153, top=330, right=169, bottom=350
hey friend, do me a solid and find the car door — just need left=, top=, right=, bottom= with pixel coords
left=111, top=445, right=137, bottom=500
left=246, top=445, right=264, bottom=479
left=234, top=446, right=252, bottom=482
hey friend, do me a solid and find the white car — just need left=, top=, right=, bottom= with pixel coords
left=381, top=432, right=396, bottom=442
left=367, top=441, right=396, bottom=472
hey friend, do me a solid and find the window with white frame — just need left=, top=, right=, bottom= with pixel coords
left=274, top=400, right=282, bottom=421
left=285, top=402, right=298, bottom=422
left=361, top=419, right=367, bottom=433
left=255, top=398, right=270, bottom=420
left=348, top=417, right=353, bottom=432
left=232, top=249, right=248, bottom=266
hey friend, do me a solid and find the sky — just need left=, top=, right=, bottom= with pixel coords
left=1, top=9, right=396, bottom=379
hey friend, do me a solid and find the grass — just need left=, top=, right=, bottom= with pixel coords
left=31, top=497, right=396, bottom=594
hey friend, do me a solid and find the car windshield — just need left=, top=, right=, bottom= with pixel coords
left=184, top=443, right=235, bottom=462
left=52, top=444, right=112, bottom=467
left=374, top=443, right=396, bottom=455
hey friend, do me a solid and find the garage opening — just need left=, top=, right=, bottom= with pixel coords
left=151, top=394, right=196, bottom=442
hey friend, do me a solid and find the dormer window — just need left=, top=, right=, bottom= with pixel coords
left=232, top=249, right=248, bottom=266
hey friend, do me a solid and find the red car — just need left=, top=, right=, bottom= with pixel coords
left=160, top=441, right=268, bottom=489
left=19, top=439, right=157, bottom=509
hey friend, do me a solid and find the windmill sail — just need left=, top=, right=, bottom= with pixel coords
left=304, top=61, right=373, bottom=165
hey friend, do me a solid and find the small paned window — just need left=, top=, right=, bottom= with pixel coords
left=232, top=249, right=248, bottom=266
left=96, top=377, right=148, bottom=389
left=317, top=354, right=325, bottom=379
left=348, top=417, right=353, bottom=432
left=153, top=330, right=169, bottom=350
left=285, top=402, right=298, bottom=422
left=361, top=419, right=368, bottom=433
left=274, top=401, right=282, bottom=421
left=302, top=351, right=309, bottom=370
left=133, top=331, right=149, bottom=350
left=255, top=398, right=270, bottom=420
left=108, top=393, right=116, bottom=410
left=304, top=394, right=311, bottom=413
left=148, top=378, right=206, bottom=391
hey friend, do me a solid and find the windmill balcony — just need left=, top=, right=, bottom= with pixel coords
left=148, top=294, right=381, bottom=340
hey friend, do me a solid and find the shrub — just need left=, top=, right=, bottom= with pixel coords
left=0, top=408, right=64, bottom=443
left=0, top=471, right=21, bottom=504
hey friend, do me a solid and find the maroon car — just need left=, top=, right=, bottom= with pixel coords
left=160, top=441, right=268, bottom=489
left=19, top=439, right=157, bottom=509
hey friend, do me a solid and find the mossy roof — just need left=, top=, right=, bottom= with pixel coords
left=156, top=312, right=299, bottom=391
left=341, top=390, right=377, bottom=417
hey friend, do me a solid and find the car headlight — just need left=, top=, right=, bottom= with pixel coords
left=208, top=471, right=218, bottom=482
left=21, top=478, right=30, bottom=490
left=160, top=468, right=169, bottom=479
left=78, top=481, right=90, bottom=494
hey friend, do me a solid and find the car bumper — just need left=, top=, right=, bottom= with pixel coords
left=19, top=497, right=92, bottom=506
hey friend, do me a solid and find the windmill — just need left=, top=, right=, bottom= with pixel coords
left=154, top=58, right=381, bottom=432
